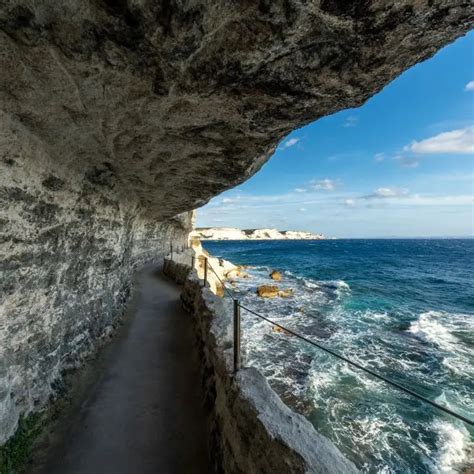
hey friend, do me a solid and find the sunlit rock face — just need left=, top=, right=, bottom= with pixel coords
left=0, top=0, right=472, bottom=442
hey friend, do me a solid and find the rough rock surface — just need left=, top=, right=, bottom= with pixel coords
left=1, top=0, right=473, bottom=444
left=0, top=149, right=191, bottom=441
left=1, top=1, right=472, bottom=218
left=164, top=259, right=358, bottom=473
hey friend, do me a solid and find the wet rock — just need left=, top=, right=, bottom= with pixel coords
left=270, top=270, right=282, bottom=281
left=257, top=285, right=280, bottom=298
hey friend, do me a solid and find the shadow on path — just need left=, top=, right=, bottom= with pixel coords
left=35, top=266, right=210, bottom=474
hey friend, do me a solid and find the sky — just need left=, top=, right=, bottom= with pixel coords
left=196, top=32, right=474, bottom=238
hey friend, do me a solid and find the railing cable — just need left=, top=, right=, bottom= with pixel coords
left=238, top=303, right=473, bottom=426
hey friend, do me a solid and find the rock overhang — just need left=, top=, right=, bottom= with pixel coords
left=1, top=1, right=473, bottom=220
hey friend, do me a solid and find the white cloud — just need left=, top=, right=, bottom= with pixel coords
left=375, top=187, right=409, bottom=197
left=374, top=153, right=385, bottom=162
left=343, top=116, right=358, bottom=128
left=364, top=187, right=410, bottom=199
left=294, top=187, right=307, bottom=193
left=464, top=81, right=474, bottom=91
left=280, top=137, right=300, bottom=149
left=344, top=199, right=355, bottom=206
left=299, top=208, right=307, bottom=212
left=406, top=126, right=474, bottom=154
left=311, top=178, right=337, bottom=191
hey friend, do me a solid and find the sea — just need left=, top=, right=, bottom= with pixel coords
left=202, top=238, right=473, bottom=474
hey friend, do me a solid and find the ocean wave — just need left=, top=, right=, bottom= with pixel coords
left=319, top=279, right=351, bottom=291
left=408, top=311, right=474, bottom=379
left=432, top=420, right=471, bottom=473
left=303, top=279, right=320, bottom=289
left=407, top=310, right=474, bottom=348
left=408, top=311, right=459, bottom=351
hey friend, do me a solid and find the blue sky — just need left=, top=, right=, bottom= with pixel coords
left=197, top=32, right=474, bottom=238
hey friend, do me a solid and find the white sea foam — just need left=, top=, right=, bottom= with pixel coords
left=320, top=280, right=351, bottom=291
left=432, top=420, right=471, bottom=473
left=303, top=279, right=320, bottom=289
left=408, top=311, right=459, bottom=351
left=408, top=311, right=474, bottom=377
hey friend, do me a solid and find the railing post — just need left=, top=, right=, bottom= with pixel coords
left=203, top=257, right=208, bottom=286
left=191, top=255, right=195, bottom=269
left=233, top=299, right=241, bottom=373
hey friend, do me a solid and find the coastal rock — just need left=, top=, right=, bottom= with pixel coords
left=257, top=285, right=293, bottom=298
left=270, top=270, right=282, bottom=281
left=1, top=0, right=473, bottom=445
left=257, top=285, right=280, bottom=298
left=226, top=266, right=249, bottom=279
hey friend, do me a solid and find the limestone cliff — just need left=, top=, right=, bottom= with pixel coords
left=192, top=227, right=325, bottom=240
left=0, top=142, right=192, bottom=441
left=1, top=0, right=473, bottom=444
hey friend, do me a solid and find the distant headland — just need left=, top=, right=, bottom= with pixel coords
left=191, top=227, right=325, bottom=240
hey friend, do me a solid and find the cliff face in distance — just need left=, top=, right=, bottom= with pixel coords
left=192, top=227, right=325, bottom=240
left=1, top=0, right=473, bottom=443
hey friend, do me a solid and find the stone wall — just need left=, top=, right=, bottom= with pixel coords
left=0, top=136, right=192, bottom=443
left=164, top=257, right=358, bottom=474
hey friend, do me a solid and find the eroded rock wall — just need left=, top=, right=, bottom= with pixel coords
left=0, top=1, right=472, bottom=219
left=0, top=119, right=192, bottom=442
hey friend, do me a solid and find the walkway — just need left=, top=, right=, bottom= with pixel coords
left=36, top=266, right=210, bottom=474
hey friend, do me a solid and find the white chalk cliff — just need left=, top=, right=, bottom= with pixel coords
left=192, top=227, right=325, bottom=240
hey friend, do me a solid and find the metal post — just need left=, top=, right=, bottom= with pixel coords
left=203, top=257, right=208, bottom=286
left=233, top=299, right=241, bottom=373
left=191, top=255, right=195, bottom=268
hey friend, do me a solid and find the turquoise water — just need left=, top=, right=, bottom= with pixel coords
left=203, top=239, right=474, bottom=473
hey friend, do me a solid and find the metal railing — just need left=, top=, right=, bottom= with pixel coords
left=170, top=249, right=473, bottom=427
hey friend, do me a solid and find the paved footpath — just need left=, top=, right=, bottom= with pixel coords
left=36, top=267, right=210, bottom=474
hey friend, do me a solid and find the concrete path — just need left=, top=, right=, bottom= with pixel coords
left=36, top=267, right=210, bottom=474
